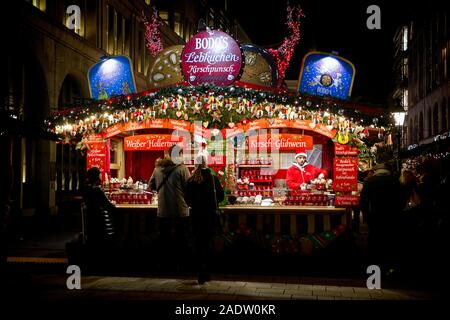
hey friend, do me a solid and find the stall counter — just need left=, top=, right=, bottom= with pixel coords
left=115, top=204, right=350, bottom=235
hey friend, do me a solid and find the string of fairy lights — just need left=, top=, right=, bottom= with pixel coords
left=44, top=83, right=390, bottom=142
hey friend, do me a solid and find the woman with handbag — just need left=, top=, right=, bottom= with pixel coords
left=185, top=156, right=224, bottom=284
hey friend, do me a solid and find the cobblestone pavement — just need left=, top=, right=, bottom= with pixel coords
left=22, top=273, right=437, bottom=300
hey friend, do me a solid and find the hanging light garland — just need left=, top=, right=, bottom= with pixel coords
left=268, top=5, right=305, bottom=87
left=44, top=84, right=390, bottom=143
left=141, top=7, right=163, bottom=57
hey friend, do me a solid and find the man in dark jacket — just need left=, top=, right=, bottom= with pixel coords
left=149, top=144, right=191, bottom=271
left=360, top=162, right=403, bottom=274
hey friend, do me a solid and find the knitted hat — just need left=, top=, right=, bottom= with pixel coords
left=295, top=148, right=307, bottom=159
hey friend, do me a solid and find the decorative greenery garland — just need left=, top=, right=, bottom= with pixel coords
left=45, top=84, right=390, bottom=144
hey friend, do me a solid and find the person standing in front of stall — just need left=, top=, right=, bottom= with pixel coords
left=82, top=166, right=117, bottom=269
left=360, top=162, right=403, bottom=276
left=286, top=148, right=327, bottom=190
left=185, top=156, right=224, bottom=284
left=149, top=144, right=191, bottom=272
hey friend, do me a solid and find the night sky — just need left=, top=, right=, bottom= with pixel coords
left=230, top=0, right=445, bottom=106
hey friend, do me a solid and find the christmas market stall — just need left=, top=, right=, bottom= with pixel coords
left=45, top=6, right=389, bottom=255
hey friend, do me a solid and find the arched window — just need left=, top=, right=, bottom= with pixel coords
left=433, top=103, right=439, bottom=135
left=58, top=74, right=82, bottom=109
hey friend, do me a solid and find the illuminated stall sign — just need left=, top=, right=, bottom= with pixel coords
left=88, top=55, right=137, bottom=100
left=298, top=52, right=355, bottom=100
left=181, top=30, right=243, bottom=86
left=335, top=195, right=360, bottom=207
left=86, top=135, right=110, bottom=180
left=124, top=134, right=184, bottom=151
left=248, top=134, right=313, bottom=151
left=333, top=157, right=358, bottom=192
left=335, top=143, right=359, bottom=156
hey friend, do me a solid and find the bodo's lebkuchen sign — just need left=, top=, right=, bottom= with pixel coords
left=181, top=30, right=243, bottom=86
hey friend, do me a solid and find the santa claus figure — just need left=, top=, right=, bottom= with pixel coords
left=286, top=148, right=327, bottom=190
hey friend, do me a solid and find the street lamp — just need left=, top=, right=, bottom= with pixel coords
left=391, top=104, right=406, bottom=172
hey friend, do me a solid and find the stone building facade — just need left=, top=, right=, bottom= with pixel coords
left=2, top=0, right=249, bottom=218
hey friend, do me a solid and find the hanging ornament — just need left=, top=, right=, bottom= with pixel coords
left=256, top=110, right=264, bottom=118
left=212, top=124, right=221, bottom=136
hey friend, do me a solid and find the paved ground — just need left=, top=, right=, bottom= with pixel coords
left=4, top=271, right=437, bottom=301
left=3, top=214, right=443, bottom=301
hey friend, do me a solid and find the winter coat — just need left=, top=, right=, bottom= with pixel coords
left=286, top=162, right=327, bottom=190
left=185, top=169, right=224, bottom=233
left=149, top=158, right=190, bottom=218
left=360, top=169, right=404, bottom=232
